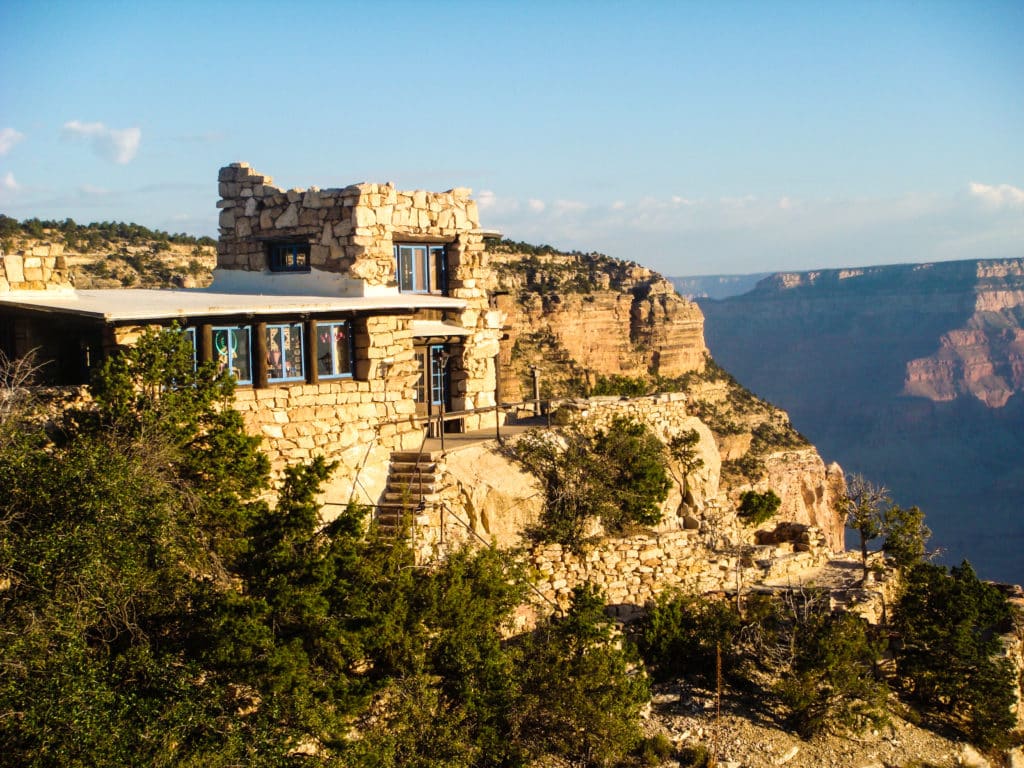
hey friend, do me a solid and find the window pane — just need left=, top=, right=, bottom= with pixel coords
left=397, top=246, right=415, bottom=291
left=333, top=325, right=351, bottom=375
left=267, top=323, right=304, bottom=382
left=184, top=327, right=197, bottom=370
left=414, top=246, right=429, bottom=292
left=414, top=349, right=426, bottom=402
left=233, top=327, right=252, bottom=383
left=317, top=325, right=333, bottom=377
left=316, top=321, right=352, bottom=378
left=267, top=326, right=285, bottom=380
left=431, top=245, right=446, bottom=293
left=430, top=345, right=445, bottom=405
left=213, top=328, right=230, bottom=375
left=213, top=326, right=252, bottom=384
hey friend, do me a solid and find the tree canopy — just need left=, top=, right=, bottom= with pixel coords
left=0, top=329, right=652, bottom=767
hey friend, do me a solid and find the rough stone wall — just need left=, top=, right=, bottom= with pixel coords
left=0, top=245, right=73, bottom=292
left=526, top=526, right=833, bottom=620
left=231, top=314, right=423, bottom=515
left=216, top=162, right=502, bottom=428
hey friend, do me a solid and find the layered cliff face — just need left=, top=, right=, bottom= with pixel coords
left=903, top=260, right=1024, bottom=407
left=490, top=244, right=706, bottom=401
left=491, top=242, right=845, bottom=553
left=698, top=258, right=1024, bottom=582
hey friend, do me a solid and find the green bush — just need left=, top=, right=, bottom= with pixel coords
left=638, top=733, right=675, bottom=765
left=737, top=489, right=781, bottom=526
left=637, top=592, right=740, bottom=683
left=777, top=610, right=888, bottom=738
left=676, top=744, right=712, bottom=768
left=591, top=374, right=652, bottom=397
left=893, top=561, right=1017, bottom=749
left=512, top=417, right=670, bottom=548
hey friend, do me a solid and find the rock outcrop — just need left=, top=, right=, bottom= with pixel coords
left=904, top=260, right=1024, bottom=407
left=490, top=245, right=706, bottom=401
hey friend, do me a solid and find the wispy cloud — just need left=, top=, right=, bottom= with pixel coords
left=553, top=199, right=588, bottom=214
left=0, top=128, right=24, bottom=156
left=2, top=172, right=18, bottom=191
left=77, top=184, right=109, bottom=198
left=61, top=120, right=141, bottom=164
left=968, top=182, right=1024, bottom=208
left=477, top=189, right=497, bottom=209
left=476, top=188, right=1024, bottom=275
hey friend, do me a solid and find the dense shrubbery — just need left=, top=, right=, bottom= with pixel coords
left=639, top=570, right=1018, bottom=748
left=591, top=374, right=652, bottom=397
left=511, top=416, right=671, bottom=548
left=893, top=561, right=1017, bottom=750
left=0, top=330, right=652, bottom=767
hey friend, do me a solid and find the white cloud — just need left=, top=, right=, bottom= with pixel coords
left=61, top=120, right=141, bottom=164
left=2, top=172, right=18, bottom=191
left=0, top=128, right=24, bottom=156
left=527, top=198, right=546, bottom=213
left=477, top=189, right=497, bottom=209
left=553, top=199, right=587, bottom=214
left=77, top=184, right=109, bottom=197
left=968, top=181, right=1024, bottom=208
left=611, top=200, right=626, bottom=210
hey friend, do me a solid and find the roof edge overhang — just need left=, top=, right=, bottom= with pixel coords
left=0, top=289, right=468, bottom=324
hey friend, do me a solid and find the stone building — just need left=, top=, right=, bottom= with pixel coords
left=0, top=163, right=504, bottom=521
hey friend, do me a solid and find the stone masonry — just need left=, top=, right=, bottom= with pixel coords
left=0, top=244, right=73, bottom=292
left=215, top=163, right=503, bottom=429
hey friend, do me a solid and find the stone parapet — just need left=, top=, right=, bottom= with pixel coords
left=216, top=162, right=486, bottom=294
left=0, top=245, right=73, bottom=292
left=525, top=525, right=833, bottom=621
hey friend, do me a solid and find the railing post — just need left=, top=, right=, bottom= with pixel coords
left=439, top=400, right=446, bottom=452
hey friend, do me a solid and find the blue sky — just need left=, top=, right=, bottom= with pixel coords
left=1, top=0, right=1021, bottom=276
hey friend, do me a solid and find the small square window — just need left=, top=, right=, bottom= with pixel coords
left=268, top=242, right=311, bottom=273
left=316, top=321, right=353, bottom=379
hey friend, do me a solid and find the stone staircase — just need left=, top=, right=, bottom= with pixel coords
left=376, top=450, right=445, bottom=536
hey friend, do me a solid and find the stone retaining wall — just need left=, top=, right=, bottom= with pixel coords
left=526, top=526, right=832, bottom=620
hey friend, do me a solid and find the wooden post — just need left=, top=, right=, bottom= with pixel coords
left=254, top=321, right=268, bottom=389
left=199, top=324, right=213, bottom=364
left=305, top=319, right=318, bottom=384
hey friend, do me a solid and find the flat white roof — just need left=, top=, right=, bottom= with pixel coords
left=0, top=288, right=467, bottom=322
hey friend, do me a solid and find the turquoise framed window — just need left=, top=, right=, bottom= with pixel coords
left=212, top=325, right=252, bottom=384
left=316, top=321, right=353, bottom=379
left=266, top=323, right=305, bottom=382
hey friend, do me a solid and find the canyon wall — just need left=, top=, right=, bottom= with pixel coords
left=490, top=248, right=706, bottom=401
left=698, top=258, right=1024, bottom=583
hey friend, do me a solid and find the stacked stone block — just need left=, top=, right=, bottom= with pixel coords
left=526, top=526, right=832, bottom=620
left=0, top=244, right=73, bottom=292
